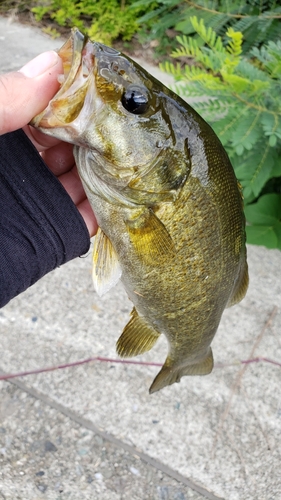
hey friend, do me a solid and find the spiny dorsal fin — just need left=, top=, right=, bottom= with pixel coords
left=124, top=208, right=175, bottom=265
left=117, top=307, right=160, bottom=358
left=149, top=348, right=214, bottom=394
left=92, top=227, right=122, bottom=297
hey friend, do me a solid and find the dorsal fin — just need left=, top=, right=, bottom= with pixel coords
left=117, top=308, right=160, bottom=358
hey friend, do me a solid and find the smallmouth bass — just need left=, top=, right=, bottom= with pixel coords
left=31, top=29, right=248, bottom=393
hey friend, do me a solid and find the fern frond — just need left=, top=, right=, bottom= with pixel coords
left=235, top=141, right=275, bottom=199
left=190, top=98, right=230, bottom=122
left=248, top=143, right=274, bottom=198
left=176, top=2, right=281, bottom=54
left=172, top=82, right=205, bottom=99
left=261, top=112, right=281, bottom=145
left=220, top=72, right=252, bottom=92
left=236, top=59, right=270, bottom=83
left=159, top=60, right=182, bottom=79
left=172, top=35, right=200, bottom=58
left=172, top=36, right=225, bottom=72
left=225, top=28, right=243, bottom=57
left=179, top=64, right=226, bottom=92
left=231, top=112, right=263, bottom=153
left=233, top=16, right=258, bottom=35
left=189, top=16, right=225, bottom=53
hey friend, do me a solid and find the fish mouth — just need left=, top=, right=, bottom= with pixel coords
left=30, top=28, right=102, bottom=133
left=31, top=28, right=145, bottom=139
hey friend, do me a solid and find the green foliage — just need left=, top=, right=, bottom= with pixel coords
left=135, top=0, right=281, bottom=55
left=244, top=194, right=281, bottom=248
left=133, top=0, right=181, bottom=55
left=4, top=0, right=280, bottom=54
left=162, top=16, right=281, bottom=250
left=31, top=0, right=145, bottom=45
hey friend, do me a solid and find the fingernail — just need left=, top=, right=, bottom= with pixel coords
left=19, top=51, right=59, bottom=78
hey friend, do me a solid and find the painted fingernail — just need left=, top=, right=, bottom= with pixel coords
left=19, top=51, right=59, bottom=78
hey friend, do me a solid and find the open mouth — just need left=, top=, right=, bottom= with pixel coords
left=57, top=29, right=87, bottom=92
left=30, top=29, right=96, bottom=129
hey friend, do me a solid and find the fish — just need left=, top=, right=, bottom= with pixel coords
left=31, top=28, right=248, bottom=393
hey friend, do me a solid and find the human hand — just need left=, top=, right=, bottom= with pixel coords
left=0, top=51, right=97, bottom=237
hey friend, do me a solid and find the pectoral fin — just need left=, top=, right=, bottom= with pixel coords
left=117, top=307, right=160, bottom=357
left=125, top=208, right=175, bottom=264
left=92, top=227, right=122, bottom=296
left=149, top=348, right=214, bottom=394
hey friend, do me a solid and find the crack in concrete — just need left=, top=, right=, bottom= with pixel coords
left=0, top=369, right=223, bottom=500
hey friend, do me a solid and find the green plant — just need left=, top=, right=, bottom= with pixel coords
left=162, top=16, right=281, bottom=250
left=244, top=194, right=281, bottom=248
left=134, top=0, right=281, bottom=55
left=31, top=0, right=144, bottom=45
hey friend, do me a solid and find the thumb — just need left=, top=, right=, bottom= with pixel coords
left=0, top=51, right=63, bottom=135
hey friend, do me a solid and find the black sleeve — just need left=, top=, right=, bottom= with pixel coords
left=0, top=129, right=90, bottom=307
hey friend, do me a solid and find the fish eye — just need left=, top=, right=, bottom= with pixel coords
left=121, top=84, right=149, bottom=114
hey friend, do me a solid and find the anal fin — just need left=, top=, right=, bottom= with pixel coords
left=149, top=348, right=214, bottom=394
left=117, top=308, right=160, bottom=358
left=92, top=227, right=122, bottom=297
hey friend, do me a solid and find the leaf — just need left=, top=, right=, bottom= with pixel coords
left=269, top=135, right=277, bottom=147
left=271, top=155, right=281, bottom=177
left=233, top=142, right=275, bottom=199
left=231, top=112, right=263, bottom=151
left=274, top=222, right=281, bottom=250
left=244, top=194, right=281, bottom=226
left=261, top=112, right=280, bottom=138
left=236, top=59, right=270, bottom=83
left=226, top=27, right=243, bottom=57
left=236, top=144, right=244, bottom=156
left=246, top=225, right=278, bottom=249
left=221, top=72, right=252, bottom=92
left=247, top=143, right=274, bottom=197
left=242, top=184, right=254, bottom=201
left=175, top=17, right=195, bottom=35
left=190, top=16, right=225, bottom=53
left=212, top=106, right=248, bottom=147
left=245, top=194, right=281, bottom=249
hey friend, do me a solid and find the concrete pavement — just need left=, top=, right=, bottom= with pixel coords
left=0, top=16, right=281, bottom=500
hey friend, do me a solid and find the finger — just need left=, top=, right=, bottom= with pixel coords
left=58, top=165, right=86, bottom=206
left=41, top=142, right=75, bottom=176
left=24, top=125, right=62, bottom=152
left=77, top=198, right=98, bottom=238
left=0, top=51, right=63, bottom=135
left=58, top=166, right=97, bottom=237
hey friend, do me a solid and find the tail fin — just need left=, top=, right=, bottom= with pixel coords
left=149, top=348, right=213, bottom=394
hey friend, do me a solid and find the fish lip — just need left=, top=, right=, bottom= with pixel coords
left=30, top=28, right=96, bottom=130
left=56, top=27, right=87, bottom=96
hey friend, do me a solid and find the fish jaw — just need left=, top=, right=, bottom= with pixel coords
left=30, top=29, right=169, bottom=172
left=30, top=28, right=105, bottom=144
